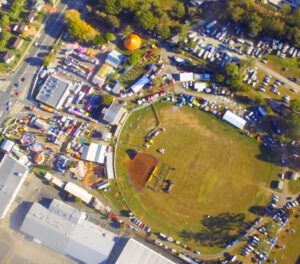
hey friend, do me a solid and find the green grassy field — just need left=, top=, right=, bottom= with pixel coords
left=115, top=102, right=279, bottom=254
left=265, top=55, right=300, bottom=80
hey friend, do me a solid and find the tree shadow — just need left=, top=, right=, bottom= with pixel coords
left=179, top=212, right=248, bottom=248
left=126, top=149, right=138, bottom=160
left=248, top=206, right=264, bottom=216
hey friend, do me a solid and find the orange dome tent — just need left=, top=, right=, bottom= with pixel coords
left=124, top=34, right=142, bottom=51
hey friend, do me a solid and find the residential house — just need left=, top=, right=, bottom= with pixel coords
left=16, top=23, right=28, bottom=34
left=25, top=10, right=36, bottom=23
left=0, top=51, right=15, bottom=64
left=9, top=37, right=23, bottom=50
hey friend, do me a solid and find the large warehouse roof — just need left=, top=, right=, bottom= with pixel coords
left=222, top=110, right=247, bottom=130
left=20, top=199, right=116, bottom=264
left=36, top=75, right=71, bottom=109
left=115, top=239, right=175, bottom=264
left=103, top=102, right=127, bottom=125
left=81, top=143, right=107, bottom=164
left=0, top=154, right=28, bottom=219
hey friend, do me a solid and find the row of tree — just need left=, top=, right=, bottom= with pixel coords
left=64, top=9, right=116, bottom=44
left=227, top=0, right=300, bottom=47
left=89, top=0, right=200, bottom=40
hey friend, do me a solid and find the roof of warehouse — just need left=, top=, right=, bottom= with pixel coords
left=20, top=199, right=116, bottom=264
left=103, top=102, right=127, bottom=125
left=0, top=154, right=28, bottom=219
left=115, top=239, right=175, bottom=264
left=81, top=143, right=107, bottom=163
left=36, top=75, right=71, bottom=109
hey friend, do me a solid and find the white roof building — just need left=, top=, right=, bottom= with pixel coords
left=0, top=138, right=15, bottom=152
left=81, top=143, right=107, bottom=164
left=103, top=102, right=127, bottom=125
left=20, top=199, right=116, bottom=264
left=0, top=155, right=28, bottom=219
left=64, top=182, right=93, bottom=204
left=222, top=110, right=247, bottom=130
left=36, top=75, right=71, bottom=109
left=115, top=239, right=175, bottom=264
left=131, top=76, right=150, bottom=93
left=194, top=82, right=206, bottom=92
left=179, top=72, right=194, bottom=82
left=105, top=152, right=114, bottom=180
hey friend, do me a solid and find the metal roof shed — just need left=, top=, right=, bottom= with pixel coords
left=64, top=182, right=93, bottom=204
left=103, top=102, right=127, bottom=125
left=222, top=110, right=247, bottom=130
left=179, top=72, right=194, bottom=82
left=131, top=76, right=150, bottom=93
left=105, top=152, right=114, bottom=179
left=0, top=138, right=15, bottom=152
left=81, top=143, right=107, bottom=164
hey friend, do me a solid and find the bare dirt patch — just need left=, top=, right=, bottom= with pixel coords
left=127, top=153, right=160, bottom=191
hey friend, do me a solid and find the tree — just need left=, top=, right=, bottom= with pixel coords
left=281, top=3, right=291, bottom=15
left=1, top=14, right=10, bottom=27
left=265, top=222, right=280, bottom=238
left=93, top=34, right=105, bottom=46
left=186, top=40, right=196, bottom=49
left=65, top=9, right=98, bottom=43
left=160, top=26, right=171, bottom=40
left=122, top=25, right=133, bottom=37
left=107, top=15, right=120, bottom=29
left=102, top=94, right=114, bottom=106
left=225, top=63, right=239, bottom=79
left=257, top=239, right=272, bottom=252
left=128, top=52, right=141, bottom=66
left=103, top=0, right=121, bottom=15
left=215, top=74, right=225, bottom=83
left=86, top=5, right=92, bottom=13
left=105, top=32, right=116, bottom=42
left=249, top=13, right=262, bottom=36
left=43, top=51, right=55, bottom=66
left=137, top=10, right=157, bottom=31
left=287, top=99, right=300, bottom=138
left=255, top=96, right=265, bottom=106
left=171, top=2, right=185, bottom=19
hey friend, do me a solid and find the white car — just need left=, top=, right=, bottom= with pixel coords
left=290, top=88, right=298, bottom=93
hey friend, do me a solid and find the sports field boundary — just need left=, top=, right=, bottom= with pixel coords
left=113, top=100, right=162, bottom=215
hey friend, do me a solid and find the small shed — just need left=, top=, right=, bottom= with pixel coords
left=0, top=138, right=15, bottom=152
left=291, top=171, right=299, bottom=181
left=194, top=82, right=206, bottom=92
left=276, top=180, right=284, bottom=190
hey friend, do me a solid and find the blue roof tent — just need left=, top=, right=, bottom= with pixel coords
left=254, top=106, right=267, bottom=120
left=199, top=73, right=211, bottom=81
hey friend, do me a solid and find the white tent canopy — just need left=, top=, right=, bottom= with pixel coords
left=81, top=143, right=107, bottom=164
left=222, top=110, right=247, bottom=130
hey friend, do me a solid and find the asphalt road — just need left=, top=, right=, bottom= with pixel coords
left=0, top=0, right=85, bottom=125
